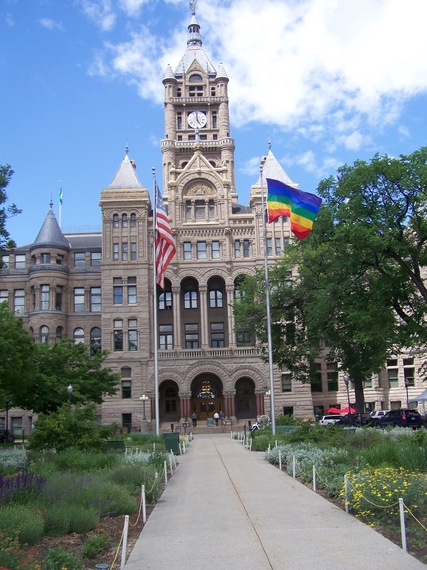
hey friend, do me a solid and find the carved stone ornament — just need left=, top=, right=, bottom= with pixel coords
left=186, top=183, right=214, bottom=196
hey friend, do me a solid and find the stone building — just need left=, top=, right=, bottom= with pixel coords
left=0, top=5, right=425, bottom=436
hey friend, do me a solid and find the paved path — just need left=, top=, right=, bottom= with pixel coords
left=124, top=434, right=425, bottom=570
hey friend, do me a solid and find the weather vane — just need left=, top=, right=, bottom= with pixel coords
left=190, top=0, right=196, bottom=16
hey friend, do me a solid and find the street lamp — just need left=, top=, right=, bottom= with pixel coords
left=343, top=373, right=351, bottom=416
left=67, top=384, right=73, bottom=407
left=265, top=390, right=271, bottom=415
left=139, top=394, right=149, bottom=421
left=404, top=378, right=409, bottom=408
left=4, top=396, right=10, bottom=441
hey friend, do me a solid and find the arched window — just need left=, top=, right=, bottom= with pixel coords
left=130, top=213, right=136, bottom=227
left=113, top=214, right=119, bottom=227
left=40, top=326, right=49, bottom=344
left=122, top=214, right=128, bottom=227
left=90, top=327, right=101, bottom=354
left=189, top=73, right=202, bottom=82
left=73, top=327, right=85, bottom=344
left=56, top=326, right=63, bottom=342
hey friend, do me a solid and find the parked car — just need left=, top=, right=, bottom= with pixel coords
left=319, top=415, right=341, bottom=426
left=335, top=413, right=372, bottom=427
left=379, top=408, right=422, bottom=429
left=369, top=410, right=390, bottom=425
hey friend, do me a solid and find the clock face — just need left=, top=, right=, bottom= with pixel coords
left=188, top=111, right=207, bottom=129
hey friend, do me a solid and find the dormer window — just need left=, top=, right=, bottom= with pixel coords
left=189, top=74, right=203, bottom=83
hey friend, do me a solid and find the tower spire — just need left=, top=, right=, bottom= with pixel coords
left=187, top=0, right=202, bottom=47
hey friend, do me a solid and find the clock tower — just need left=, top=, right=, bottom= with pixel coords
left=161, top=1, right=237, bottom=228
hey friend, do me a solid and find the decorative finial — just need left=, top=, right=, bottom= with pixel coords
left=49, top=196, right=53, bottom=209
left=190, top=0, right=196, bottom=16
left=268, top=140, right=272, bottom=151
left=125, top=144, right=129, bottom=156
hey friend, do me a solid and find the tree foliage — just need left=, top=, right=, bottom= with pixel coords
left=0, top=305, right=119, bottom=414
left=0, top=165, right=21, bottom=253
left=234, top=147, right=427, bottom=411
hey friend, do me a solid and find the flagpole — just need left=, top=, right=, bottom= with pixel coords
left=260, top=162, right=276, bottom=436
left=59, top=182, right=62, bottom=228
left=152, top=168, right=160, bottom=436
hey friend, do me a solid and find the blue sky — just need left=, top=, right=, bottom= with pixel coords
left=2, top=0, right=427, bottom=246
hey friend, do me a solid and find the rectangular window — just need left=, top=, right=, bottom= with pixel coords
left=387, top=367, right=399, bottom=389
left=185, top=201, right=192, bottom=220
left=209, top=289, right=223, bottom=308
left=73, top=288, right=85, bottom=312
left=234, top=240, right=241, bottom=258
left=284, top=237, right=290, bottom=252
left=127, top=285, right=137, bottom=304
left=113, top=243, right=119, bottom=262
left=122, top=242, right=128, bottom=261
left=41, top=253, right=51, bottom=264
left=14, top=254, right=26, bottom=269
left=74, top=252, right=85, bottom=267
left=55, top=285, right=63, bottom=311
left=212, top=112, right=217, bottom=128
left=122, top=413, right=132, bottom=429
left=131, top=242, right=137, bottom=261
left=1, top=255, right=9, bottom=268
left=184, top=290, right=198, bottom=309
left=183, top=242, right=192, bottom=260
left=0, top=290, right=8, bottom=306
left=275, top=237, right=281, bottom=256
left=14, top=290, right=25, bottom=314
left=243, top=240, right=250, bottom=258
left=236, top=330, right=251, bottom=345
left=195, top=201, right=205, bottom=219
left=208, top=200, right=216, bottom=219
left=281, top=372, right=292, bottom=392
left=327, top=362, right=338, bottom=391
left=56, top=255, right=64, bottom=265
left=310, top=362, right=323, bottom=392
left=403, top=358, right=415, bottom=387
left=266, top=238, right=273, bottom=256
left=159, top=324, right=173, bottom=350
left=197, top=242, right=207, bottom=259
left=90, top=287, right=101, bottom=312
left=40, top=284, right=50, bottom=311
left=210, top=322, right=225, bottom=348
left=185, top=323, right=199, bottom=349
left=128, top=329, right=138, bottom=351
left=90, top=252, right=101, bottom=266
left=113, top=286, right=123, bottom=304
left=159, top=291, right=172, bottom=310
left=177, top=112, right=182, bottom=129
left=114, top=319, right=123, bottom=351
left=212, top=241, right=220, bottom=259
left=122, top=380, right=132, bottom=399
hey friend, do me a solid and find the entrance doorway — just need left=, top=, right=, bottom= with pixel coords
left=190, top=374, right=223, bottom=422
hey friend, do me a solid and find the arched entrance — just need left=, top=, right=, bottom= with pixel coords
left=190, top=374, right=223, bottom=422
left=159, top=380, right=180, bottom=423
left=235, top=377, right=256, bottom=420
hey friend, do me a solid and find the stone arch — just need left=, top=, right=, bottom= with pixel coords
left=158, top=379, right=180, bottom=424
left=235, top=376, right=257, bottom=420
left=190, top=373, right=224, bottom=422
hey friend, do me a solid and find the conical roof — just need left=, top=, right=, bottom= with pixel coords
left=108, top=153, right=144, bottom=190
left=258, top=149, right=295, bottom=186
left=30, top=207, right=70, bottom=251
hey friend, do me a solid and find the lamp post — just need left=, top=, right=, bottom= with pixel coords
left=343, top=373, right=351, bottom=417
left=140, top=394, right=149, bottom=421
left=404, top=378, right=409, bottom=408
left=4, top=396, right=10, bottom=441
left=265, top=390, right=271, bottom=415
left=67, top=384, right=73, bottom=408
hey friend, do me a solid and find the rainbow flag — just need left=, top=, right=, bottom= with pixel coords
left=266, top=178, right=322, bottom=239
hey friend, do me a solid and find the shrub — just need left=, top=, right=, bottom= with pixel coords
left=81, top=480, right=138, bottom=516
left=43, top=546, right=84, bottom=570
left=43, top=503, right=71, bottom=535
left=0, top=471, right=45, bottom=504
left=0, top=449, right=28, bottom=474
left=50, top=448, right=120, bottom=472
left=0, top=532, right=41, bottom=569
left=82, top=533, right=110, bottom=559
left=0, top=504, right=44, bottom=545
left=66, top=504, right=100, bottom=533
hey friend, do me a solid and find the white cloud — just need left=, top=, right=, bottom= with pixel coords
left=38, top=18, right=63, bottom=31
left=80, top=0, right=116, bottom=31
left=5, top=12, right=15, bottom=27
left=85, top=0, right=427, bottom=157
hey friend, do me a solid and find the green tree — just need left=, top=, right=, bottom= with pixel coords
left=234, top=148, right=427, bottom=411
left=22, top=339, right=120, bottom=414
left=0, top=303, right=34, bottom=408
left=0, top=164, right=21, bottom=254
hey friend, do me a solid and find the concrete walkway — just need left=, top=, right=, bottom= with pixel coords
left=124, top=434, right=425, bottom=570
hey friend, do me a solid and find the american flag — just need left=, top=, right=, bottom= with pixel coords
left=155, top=183, right=176, bottom=289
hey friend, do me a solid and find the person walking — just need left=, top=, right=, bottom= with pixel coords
left=213, top=411, right=219, bottom=426
left=191, top=412, right=197, bottom=427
